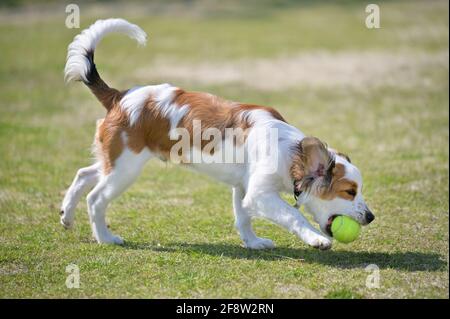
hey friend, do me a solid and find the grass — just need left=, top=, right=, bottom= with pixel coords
left=0, top=0, right=448, bottom=298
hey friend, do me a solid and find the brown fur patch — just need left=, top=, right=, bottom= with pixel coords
left=174, top=89, right=285, bottom=150
left=318, top=163, right=358, bottom=200
left=96, top=107, right=126, bottom=174
left=126, top=99, right=176, bottom=159
left=95, top=88, right=287, bottom=173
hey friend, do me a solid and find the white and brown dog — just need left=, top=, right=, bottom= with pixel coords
left=61, top=19, right=374, bottom=250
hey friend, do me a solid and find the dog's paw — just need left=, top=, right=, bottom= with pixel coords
left=96, top=234, right=124, bottom=245
left=244, top=237, right=275, bottom=250
left=309, top=236, right=332, bottom=250
left=60, top=210, right=74, bottom=229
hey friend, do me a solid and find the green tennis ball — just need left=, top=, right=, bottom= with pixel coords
left=331, top=215, right=361, bottom=243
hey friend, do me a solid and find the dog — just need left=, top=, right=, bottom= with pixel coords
left=60, top=18, right=374, bottom=250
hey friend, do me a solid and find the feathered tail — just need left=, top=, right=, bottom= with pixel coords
left=64, top=18, right=147, bottom=110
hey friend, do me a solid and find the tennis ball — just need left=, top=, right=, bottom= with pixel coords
left=331, top=215, right=360, bottom=243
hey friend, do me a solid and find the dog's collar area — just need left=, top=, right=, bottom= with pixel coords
left=293, top=181, right=302, bottom=208
left=294, top=189, right=302, bottom=200
left=293, top=180, right=302, bottom=199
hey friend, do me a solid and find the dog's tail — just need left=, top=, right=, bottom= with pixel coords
left=64, top=18, right=147, bottom=111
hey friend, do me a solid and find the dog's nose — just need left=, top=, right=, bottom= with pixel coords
left=365, top=210, right=375, bottom=224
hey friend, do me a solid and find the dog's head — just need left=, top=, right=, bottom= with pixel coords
left=292, top=137, right=374, bottom=237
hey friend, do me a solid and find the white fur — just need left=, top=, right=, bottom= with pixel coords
left=233, top=186, right=275, bottom=249
left=168, top=104, right=190, bottom=139
left=61, top=110, right=335, bottom=248
left=152, top=85, right=190, bottom=135
left=86, top=143, right=152, bottom=244
left=119, top=83, right=190, bottom=131
left=244, top=109, right=278, bottom=125
left=62, top=19, right=372, bottom=249
left=65, top=18, right=147, bottom=83
left=60, top=162, right=101, bottom=229
left=61, top=104, right=368, bottom=249
left=120, top=85, right=163, bottom=126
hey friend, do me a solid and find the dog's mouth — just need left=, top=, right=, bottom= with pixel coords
left=325, top=215, right=338, bottom=237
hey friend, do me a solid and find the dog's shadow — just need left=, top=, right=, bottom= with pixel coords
left=123, top=241, right=447, bottom=271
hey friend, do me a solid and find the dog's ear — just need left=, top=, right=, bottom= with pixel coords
left=338, top=152, right=351, bottom=163
left=329, top=147, right=351, bottom=163
left=291, top=137, right=335, bottom=194
left=299, top=136, right=334, bottom=179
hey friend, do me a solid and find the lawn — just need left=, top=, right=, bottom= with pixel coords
left=0, top=0, right=448, bottom=298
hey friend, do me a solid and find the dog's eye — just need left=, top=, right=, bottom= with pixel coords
left=345, top=189, right=356, bottom=197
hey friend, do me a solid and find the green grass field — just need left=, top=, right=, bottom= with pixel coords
left=0, top=0, right=448, bottom=298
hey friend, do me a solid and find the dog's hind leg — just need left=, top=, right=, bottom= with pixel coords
left=86, top=147, right=151, bottom=244
left=232, top=186, right=275, bottom=249
left=60, top=162, right=101, bottom=229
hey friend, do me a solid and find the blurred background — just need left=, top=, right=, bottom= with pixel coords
left=0, top=0, right=448, bottom=298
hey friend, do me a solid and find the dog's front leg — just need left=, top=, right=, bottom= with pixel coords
left=233, top=186, right=275, bottom=249
left=243, top=192, right=332, bottom=250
